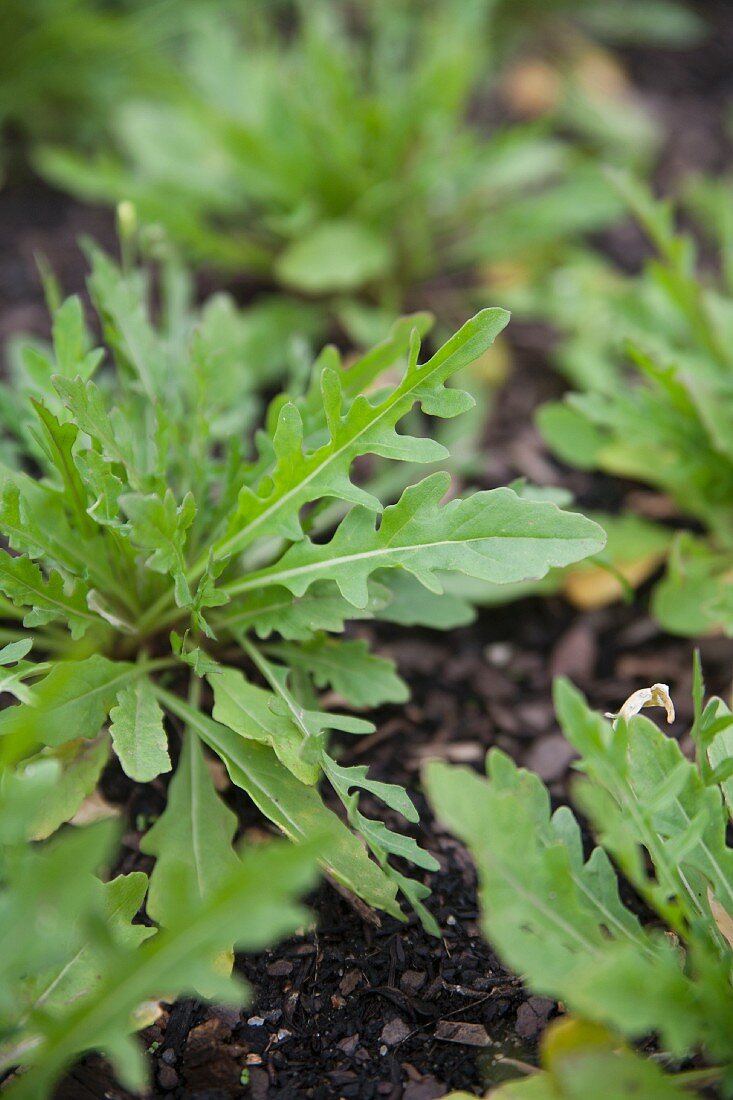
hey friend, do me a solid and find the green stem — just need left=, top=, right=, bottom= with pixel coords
left=133, top=586, right=180, bottom=637
left=240, top=636, right=311, bottom=741
left=188, top=672, right=201, bottom=709
left=0, top=627, right=40, bottom=646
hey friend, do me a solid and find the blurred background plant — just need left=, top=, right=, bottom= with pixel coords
left=0, top=0, right=712, bottom=629
left=534, top=178, right=733, bottom=637
left=26, top=0, right=702, bottom=346
left=0, top=0, right=182, bottom=175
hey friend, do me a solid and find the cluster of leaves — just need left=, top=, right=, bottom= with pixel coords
left=0, top=0, right=181, bottom=170
left=534, top=178, right=733, bottom=636
left=3, top=0, right=698, bottom=183
left=35, top=0, right=657, bottom=340
left=0, top=238, right=603, bottom=970
left=0, top=728, right=320, bottom=1099
left=428, top=663, right=733, bottom=1099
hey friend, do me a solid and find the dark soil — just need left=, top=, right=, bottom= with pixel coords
left=0, top=179, right=115, bottom=348
left=0, top=3, right=730, bottom=1097
left=51, top=583, right=733, bottom=1100
left=620, top=0, right=733, bottom=185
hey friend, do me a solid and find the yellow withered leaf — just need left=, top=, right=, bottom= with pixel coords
left=563, top=549, right=667, bottom=610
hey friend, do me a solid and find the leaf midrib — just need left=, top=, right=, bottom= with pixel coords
left=224, top=528, right=593, bottom=598
left=208, top=326, right=490, bottom=567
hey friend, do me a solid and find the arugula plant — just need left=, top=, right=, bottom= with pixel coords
left=0, top=732, right=320, bottom=1100
left=534, top=178, right=733, bottom=636
left=427, top=665, right=733, bottom=1100
left=0, top=240, right=604, bottom=934
left=36, top=0, right=633, bottom=340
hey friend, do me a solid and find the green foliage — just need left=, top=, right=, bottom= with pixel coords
left=36, top=0, right=636, bottom=328
left=426, top=669, right=733, bottom=1099
left=535, top=177, right=733, bottom=636
left=0, top=240, right=604, bottom=942
left=109, top=677, right=170, bottom=783
left=0, top=0, right=177, bottom=168
left=0, top=737, right=320, bottom=1099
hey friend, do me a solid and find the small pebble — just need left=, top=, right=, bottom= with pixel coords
left=156, top=1064, right=178, bottom=1091
left=247, top=1015, right=266, bottom=1027
left=485, top=642, right=512, bottom=667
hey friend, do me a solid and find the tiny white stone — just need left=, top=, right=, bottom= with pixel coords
left=247, top=1016, right=265, bottom=1027
left=486, top=643, right=512, bottom=667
